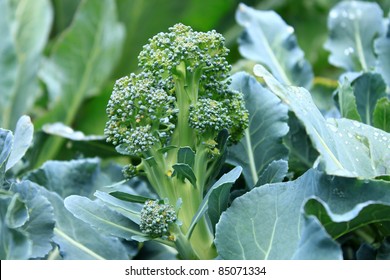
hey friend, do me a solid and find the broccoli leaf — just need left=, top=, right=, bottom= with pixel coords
left=291, top=216, right=342, bottom=260
left=0, top=0, right=52, bottom=129
left=228, top=72, right=289, bottom=188
left=352, top=73, right=387, bottom=125
left=375, top=17, right=390, bottom=86
left=255, top=64, right=390, bottom=178
left=10, top=181, right=55, bottom=258
left=5, top=116, right=33, bottom=171
left=64, top=196, right=143, bottom=241
left=187, top=166, right=242, bottom=238
left=215, top=169, right=390, bottom=259
left=324, top=1, right=384, bottom=71
left=373, top=97, right=390, bottom=133
left=236, top=3, right=313, bottom=88
left=35, top=0, right=125, bottom=165
left=255, top=159, right=288, bottom=187
left=337, top=79, right=362, bottom=122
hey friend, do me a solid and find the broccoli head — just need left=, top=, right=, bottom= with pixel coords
left=140, top=200, right=177, bottom=238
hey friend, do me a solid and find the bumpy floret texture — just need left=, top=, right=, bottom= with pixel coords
left=140, top=200, right=177, bottom=238
left=189, top=90, right=248, bottom=143
left=105, top=23, right=249, bottom=156
left=104, top=72, right=177, bottom=155
left=122, top=164, right=138, bottom=179
left=138, top=23, right=231, bottom=95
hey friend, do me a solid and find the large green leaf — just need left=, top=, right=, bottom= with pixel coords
left=228, top=72, right=289, bottom=187
left=5, top=116, right=33, bottom=171
left=0, top=195, right=32, bottom=259
left=373, top=97, right=390, bottom=133
left=0, top=0, right=52, bottom=129
left=291, top=216, right=342, bottom=260
left=64, top=196, right=143, bottom=241
left=236, top=3, right=313, bottom=88
left=36, top=0, right=125, bottom=164
left=283, top=112, right=319, bottom=177
left=26, top=158, right=103, bottom=198
left=352, top=73, right=387, bottom=125
left=94, top=190, right=142, bottom=224
left=215, top=169, right=390, bottom=260
left=0, top=129, right=13, bottom=173
left=254, top=64, right=390, bottom=178
left=324, top=1, right=384, bottom=71
left=40, top=188, right=129, bottom=260
left=10, top=181, right=55, bottom=258
left=187, top=166, right=242, bottom=238
left=374, top=16, right=390, bottom=86
left=337, top=78, right=361, bottom=122
left=304, top=196, right=390, bottom=239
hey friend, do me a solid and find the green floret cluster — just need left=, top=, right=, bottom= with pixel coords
left=189, top=90, right=248, bottom=143
left=105, top=23, right=248, bottom=259
left=140, top=200, right=177, bottom=238
left=104, top=72, right=177, bottom=156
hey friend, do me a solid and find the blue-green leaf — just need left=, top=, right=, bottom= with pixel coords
left=5, top=194, right=29, bottom=229
left=255, top=64, right=390, bottom=178
left=353, top=73, right=386, bottom=125
left=40, top=188, right=129, bottom=260
left=65, top=195, right=143, bottom=241
left=215, top=169, right=390, bottom=260
left=236, top=3, right=313, bottom=88
left=187, top=166, right=242, bottom=239
left=10, top=181, right=55, bottom=258
left=324, top=1, right=384, bottom=71
left=172, top=163, right=197, bottom=187
left=0, top=0, right=52, bottom=129
left=177, top=147, right=195, bottom=167
left=337, top=78, right=362, bottom=122
left=6, top=116, right=33, bottom=171
left=374, top=16, right=390, bottom=86
left=228, top=72, right=289, bottom=187
left=304, top=196, right=390, bottom=239
left=0, top=195, right=32, bottom=259
left=373, top=97, right=390, bottom=132
left=36, top=0, right=125, bottom=165
left=0, top=129, right=13, bottom=177
left=94, top=190, right=142, bottom=224
left=26, top=158, right=102, bottom=198
left=255, top=159, right=288, bottom=187
left=292, top=216, right=342, bottom=260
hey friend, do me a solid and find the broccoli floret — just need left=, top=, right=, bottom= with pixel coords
left=140, top=200, right=177, bottom=238
left=105, top=23, right=248, bottom=259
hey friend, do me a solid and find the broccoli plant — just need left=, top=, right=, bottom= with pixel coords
left=103, top=24, right=248, bottom=259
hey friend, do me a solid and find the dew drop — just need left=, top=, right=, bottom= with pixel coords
left=383, top=136, right=388, bottom=141
left=374, top=132, right=379, bottom=137
left=345, top=141, right=349, bottom=144
left=338, top=132, right=343, bottom=137
left=348, top=13, right=356, bottom=20
left=355, top=158, right=359, bottom=162
left=347, top=132, right=353, bottom=138
left=344, top=47, right=355, bottom=56
left=352, top=121, right=361, bottom=128
left=330, top=10, right=339, bottom=19
left=287, top=26, right=294, bottom=34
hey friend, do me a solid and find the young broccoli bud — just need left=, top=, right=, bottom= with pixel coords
left=122, top=164, right=138, bottom=179
left=138, top=23, right=231, bottom=93
left=189, top=89, right=248, bottom=144
left=104, top=72, right=177, bottom=156
left=140, top=200, right=177, bottom=238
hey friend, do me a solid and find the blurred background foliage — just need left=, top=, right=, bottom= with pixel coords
left=1, top=0, right=389, bottom=164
